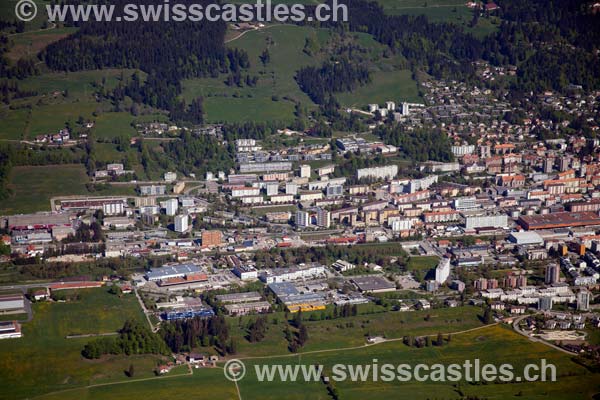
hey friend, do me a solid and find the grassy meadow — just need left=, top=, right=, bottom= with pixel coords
left=0, top=287, right=165, bottom=400
left=0, top=164, right=136, bottom=215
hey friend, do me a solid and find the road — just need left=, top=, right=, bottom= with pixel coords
left=512, top=314, right=577, bottom=355
left=225, top=24, right=283, bottom=44
left=66, top=332, right=119, bottom=339
left=134, top=287, right=160, bottom=332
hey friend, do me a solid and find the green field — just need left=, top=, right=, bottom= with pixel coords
left=31, top=324, right=600, bottom=400
left=237, top=324, right=600, bottom=400
left=0, top=287, right=165, bottom=400
left=406, top=256, right=440, bottom=272
left=0, top=164, right=136, bottom=215
left=19, top=69, right=136, bottom=99
left=183, top=25, right=330, bottom=123
left=374, top=0, right=500, bottom=38
left=0, top=0, right=53, bottom=31
left=0, top=107, right=30, bottom=141
left=35, top=368, right=237, bottom=400
left=376, top=0, right=469, bottom=19
left=211, top=306, right=485, bottom=358
left=336, top=69, right=422, bottom=107
left=183, top=25, right=423, bottom=122
left=2, top=291, right=599, bottom=400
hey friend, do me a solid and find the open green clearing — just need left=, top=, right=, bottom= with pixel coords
left=237, top=324, right=600, bottom=400
left=7, top=27, right=78, bottom=62
left=0, top=287, right=167, bottom=400
left=31, top=324, right=600, bottom=400
left=205, top=305, right=485, bottom=358
left=336, top=69, right=422, bottom=107
left=183, top=25, right=331, bottom=123
left=19, top=69, right=136, bottom=99
left=375, top=0, right=499, bottom=38
left=0, top=0, right=53, bottom=31
left=183, top=25, right=423, bottom=122
left=0, top=164, right=136, bottom=215
left=406, top=256, right=440, bottom=272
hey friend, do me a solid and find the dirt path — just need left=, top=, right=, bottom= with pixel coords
left=225, top=24, right=283, bottom=44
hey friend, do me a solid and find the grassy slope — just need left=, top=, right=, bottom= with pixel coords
left=183, top=24, right=330, bottom=123
left=0, top=164, right=136, bottom=215
left=184, top=25, right=424, bottom=121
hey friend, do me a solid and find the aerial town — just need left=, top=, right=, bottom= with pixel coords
left=2, top=0, right=600, bottom=398
left=3, top=80, right=600, bottom=357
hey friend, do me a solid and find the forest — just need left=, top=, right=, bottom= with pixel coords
left=296, top=59, right=371, bottom=104
left=41, top=0, right=250, bottom=118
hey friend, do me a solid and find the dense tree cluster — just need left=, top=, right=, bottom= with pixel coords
left=481, top=0, right=600, bottom=93
left=221, top=121, right=285, bottom=142
left=160, top=315, right=236, bottom=355
left=296, top=59, right=371, bottom=104
left=374, top=126, right=454, bottom=162
left=82, top=319, right=170, bottom=359
left=161, top=131, right=234, bottom=177
left=253, top=243, right=408, bottom=270
left=246, top=316, right=268, bottom=343
left=0, top=79, right=37, bottom=104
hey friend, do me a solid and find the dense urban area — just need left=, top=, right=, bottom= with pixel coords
left=1, top=0, right=600, bottom=399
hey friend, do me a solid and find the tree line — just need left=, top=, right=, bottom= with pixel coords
left=82, top=319, right=170, bottom=359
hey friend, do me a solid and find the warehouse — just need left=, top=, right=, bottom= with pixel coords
left=518, top=212, right=600, bottom=230
left=0, top=321, right=22, bottom=339
left=146, top=264, right=202, bottom=282
left=268, top=282, right=327, bottom=312
left=216, top=292, right=263, bottom=304
left=8, top=213, right=71, bottom=231
left=509, top=231, right=544, bottom=246
left=0, top=294, right=26, bottom=315
left=351, top=276, right=396, bottom=293
left=224, top=301, right=271, bottom=315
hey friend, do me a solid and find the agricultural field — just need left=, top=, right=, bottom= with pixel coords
left=35, top=368, right=237, bottom=400
left=33, top=324, right=600, bottom=400
left=0, top=287, right=164, bottom=400
left=1, top=164, right=90, bottom=214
